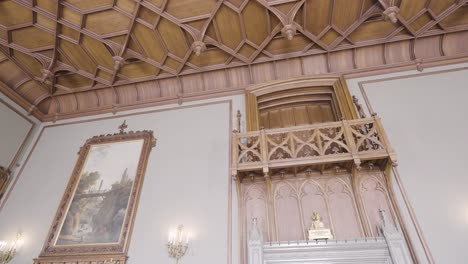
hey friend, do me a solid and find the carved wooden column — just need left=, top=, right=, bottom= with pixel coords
left=264, top=174, right=277, bottom=242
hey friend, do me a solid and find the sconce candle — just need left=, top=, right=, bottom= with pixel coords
left=0, top=234, right=23, bottom=264
left=167, top=225, right=190, bottom=264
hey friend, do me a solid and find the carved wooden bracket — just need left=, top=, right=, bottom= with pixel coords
left=191, top=41, right=207, bottom=56
left=281, top=24, right=297, bottom=41
left=383, top=6, right=400, bottom=24
left=112, top=56, right=125, bottom=71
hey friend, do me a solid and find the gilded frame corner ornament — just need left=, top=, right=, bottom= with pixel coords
left=35, top=126, right=156, bottom=263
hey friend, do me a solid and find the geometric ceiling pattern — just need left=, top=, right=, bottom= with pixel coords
left=0, top=0, right=467, bottom=120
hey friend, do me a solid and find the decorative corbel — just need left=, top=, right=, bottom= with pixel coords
left=415, top=58, right=424, bottom=72
left=383, top=6, right=400, bottom=23
left=281, top=24, right=297, bottom=40
left=112, top=56, right=125, bottom=71
left=40, top=69, right=54, bottom=83
left=191, top=41, right=206, bottom=56
left=177, top=93, right=183, bottom=105
left=27, top=105, right=37, bottom=116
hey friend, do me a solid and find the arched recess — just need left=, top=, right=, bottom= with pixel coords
left=359, top=173, right=396, bottom=236
left=245, top=76, right=358, bottom=131
left=299, top=180, right=331, bottom=234
left=325, top=178, right=363, bottom=239
left=273, top=181, right=303, bottom=241
left=243, top=184, right=270, bottom=241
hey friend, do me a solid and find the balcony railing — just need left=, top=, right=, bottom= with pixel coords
left=231, top=115, right=397, bottom=176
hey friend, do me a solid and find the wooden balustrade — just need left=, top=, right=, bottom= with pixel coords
left=231, top=115, right=397, bottom=176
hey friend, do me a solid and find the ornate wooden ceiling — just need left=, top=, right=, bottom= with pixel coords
left=0, top=0, right=468, bottom=120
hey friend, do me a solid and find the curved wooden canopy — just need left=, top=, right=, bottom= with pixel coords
left=0, top=0, right=467, bottom=120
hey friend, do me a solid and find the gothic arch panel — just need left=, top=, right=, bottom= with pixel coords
left=274, top=181, right=303, bottom=241
left=244, top=184, right=270, bottom=241
left=360, top=175, right=395, bottom=236
left=299, top=180, right=331, bottom=234
left=326, top=178, right=362, bottom=239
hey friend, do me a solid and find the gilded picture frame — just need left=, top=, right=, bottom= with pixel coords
left=36, top=127, right=156, bottom=261
left=0, top=166, right=10, bottom=201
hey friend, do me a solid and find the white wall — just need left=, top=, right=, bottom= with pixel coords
left=347, top=63, right=468, bottom=264
left=0, top=96, right=244, bottom=264
left=0, top=97, right=34, bottom=170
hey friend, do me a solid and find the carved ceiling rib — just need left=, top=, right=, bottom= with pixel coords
left=0, top=47, right=50, bottom=94
left=416, top=0, right=468, bottom=36
left=0, top=0, right=467, bottom=118
left=111, top=0, right=143, bottom=84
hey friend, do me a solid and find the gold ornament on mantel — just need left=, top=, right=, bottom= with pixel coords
left=308, top=212, right=333, bottom=240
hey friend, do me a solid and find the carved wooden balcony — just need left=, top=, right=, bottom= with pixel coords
left=231, top=115, right=397, bottom=178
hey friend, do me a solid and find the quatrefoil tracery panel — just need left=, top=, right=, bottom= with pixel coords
left=350, top=123, right=385, bottom=152
left=237, top=135, right=262, bottom=163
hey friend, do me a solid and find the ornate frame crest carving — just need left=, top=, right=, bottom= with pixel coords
left=35, top=126, right=156, bottom=263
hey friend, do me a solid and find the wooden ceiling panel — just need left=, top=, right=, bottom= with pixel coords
left=132, top=23, right=166, bottom=62
left=56, top=94, right=78, bottom=113
left=227, top=0, right=244, bottom=8
left=64, top=0, right=113, bottom=11
left=1, top=0, right=468, bottom=120
left=320, top=29, right=340, bottom=46
left=56, top=73, right=94, bottom=88
left=36, top=14, right=57, bottom=31
left=16, top=80, right=48, bottom=103
left=265, top=34, right=311, bottom=55
left=120, top=61, right=158, bottom=78
left=429, top=0, right=456, bottom=15
left=274, top=2, right=297, bottom=16
left=80, top=36, right=114, bottom=70
left=332, top=0, right=361, bottom=31
left=60, top=25, right=81, bottom=41
left=238, top=44, right=256, bottom=59
left=11, top=26, right=55, bottom=49
left=242, top=1, right=269, bottom=46
left=399, top=0, right=428, bottom=20
left=410, top=13, right=433, bottom=32
left=304, top=0, right=331, bottom=36
left=85, top=10, right=131, bottom=35
left=348, top=20, right=398, bottom=43
left=163, top=57, right=182, bottom=71
left=75, top=91, right=99, bottom=110
left=59, top=40, right=97, bottom=73
left=139, top=6, right=159, bottom=25
left=165, top=0, right=217, bottom=19
left=115, top=0, right=137, bottom=14
left=156, top=18, right=190, bottom=58
left=107, top=35, right=127, bottom=45
left=36, top=97, right=52, bottom=114
left=0, top=30, right=7, bottom=42
left=0, top=61, right=28, bottom=88
left=440, top=6, right=468, bottom=28
left=11, top=50, right=43, bottom=77
left=61, top=6, right=82, bottom=26
left=0, top=1, right=32, bottom=27
left=35, top=0, right=58, bottom=15
left=144, top=0, right=164, bottom=8
left=187, top=48, right=230, bottom=67
left=215, top=5, right=243, bottom=50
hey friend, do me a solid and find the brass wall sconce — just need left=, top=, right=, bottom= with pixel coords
left=0, top=233, right=23, bottom=264
left=167, top=225, right=190, bottom=264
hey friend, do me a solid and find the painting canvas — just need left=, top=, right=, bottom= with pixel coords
left=37, top=128, right=156, bottom=260
left=56, top=140, right=143, bottom=245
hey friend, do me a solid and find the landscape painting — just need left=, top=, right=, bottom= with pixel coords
left=55, top=139, right=144, bottom=246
